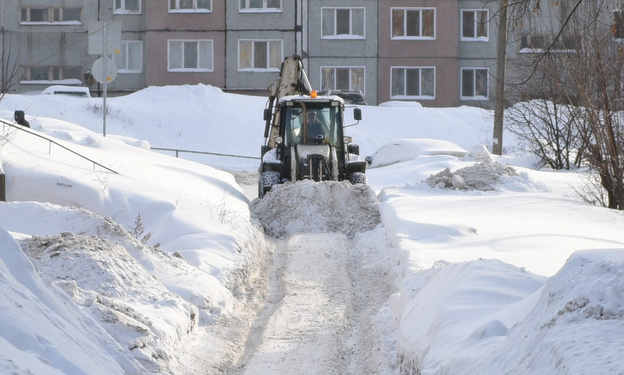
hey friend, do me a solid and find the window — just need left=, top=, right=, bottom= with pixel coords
left=520, top=34, right=578, bottom=53
left=461, top=10, right=488, bottom=41
left=614, top=10, right=624, bottom=39
left=20, top=7, right=82, bottom=24
left=240, top=0, right=281, bottom=11
left=461, top=68, right=488, bottom=99
left=321, top=67, right=365, bottom=92
left=115, top=0, right=141, bottom=14
left=239, top=40, right=283, bottom=71
left=322, top=8, right=365, bottom=39
left=169, top=0, right=211, bottom=12
left=168, top=40, right=213, bottom=71
left=392, top=8, right=435, bottom=39
left=21, top=66, right=82, bottom=82
left=391, top=67, right=435, bottom=99
left=117, top=41, right=143, bottom=73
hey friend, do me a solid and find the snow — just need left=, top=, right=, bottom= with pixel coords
left=0, top=84, right=623, bottom=374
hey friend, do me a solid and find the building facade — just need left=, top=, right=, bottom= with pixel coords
left=1, top=1, right=504, bottom=107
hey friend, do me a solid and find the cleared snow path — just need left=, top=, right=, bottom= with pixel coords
left=229, top=181, right=398, bottom=374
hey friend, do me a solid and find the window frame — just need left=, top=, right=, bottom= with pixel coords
left=461, top=9, right=489, bottom=42
left=167, top=39, right=214, bottom=72
left=20, top=7, right=82, bottom=24
left=320, top=66, right=366, bottom=92
left=239, top=0, right=282, bottom=12
left=519, top=34, right=578, bottom=54
left=116, top=40, right=143, bottom=73
left=169, top=0, right=212, bottom=13
left=20, top=65, right=83, bottom=83
left=460, top=67, right=489, bottom=100
left=321, top=7, right=366, bottom=39
left=391, top=7, right=436, bottom=40
left=114, top=0, right=142, bottom=15
left=238, top=39, right=283, bottom=72
left=390, top=66, right=436, bottom=100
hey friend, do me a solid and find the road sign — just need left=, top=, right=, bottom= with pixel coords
left=88, top=21, right=121, bottom=55
left=92, top=58, right=118, bottom=83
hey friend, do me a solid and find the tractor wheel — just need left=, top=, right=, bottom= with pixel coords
left=258, top=171, right=281, bottom=198
left=349, top=172, right=367, bottom=185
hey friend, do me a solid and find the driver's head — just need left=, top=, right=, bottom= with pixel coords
left=307, top=111, right=316, bottom=122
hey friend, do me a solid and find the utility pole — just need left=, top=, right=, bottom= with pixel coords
left=493, top=0, right=508, bottom=155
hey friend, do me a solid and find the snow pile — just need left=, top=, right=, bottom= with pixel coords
left=0, top=228, right=145, bottom=374
left=424, top=145, right=540, bottom=191
left=18, top=206, right=240, bottom=372
left=470, top=249, right=624, bottom=374
left=250, top=180, right=380, bottom=238
left=425, top=162, right=518, bottom=191
left=24, top=233, right=196, bottom=372
left=393, top=259, right=546, bottom=374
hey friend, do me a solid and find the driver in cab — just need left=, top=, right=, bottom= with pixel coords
left=306, top=111, right=326, bottom=143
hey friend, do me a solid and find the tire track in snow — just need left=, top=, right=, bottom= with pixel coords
left=231, top=233, right=355, bottom=374
left=230, top=180, right=398, bottom=374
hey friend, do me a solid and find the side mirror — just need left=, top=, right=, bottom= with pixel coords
left=353, top=108, right=362, bottom=121
left=264, top=108, right=272, bottom=121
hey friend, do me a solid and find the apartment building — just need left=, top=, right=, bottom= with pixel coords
left=1, top=1, right=502, bottom=107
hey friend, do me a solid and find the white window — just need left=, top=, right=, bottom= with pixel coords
left=461, top=68, right=488, bottom=99
left=117, top=41, right=143, bottom=73
left=239, top=40, right=283, bottom=71
left=20, top=7, right=82, bottom=24
left=391, top=67, right=435, bottom=99
left=169, top=0, right=211, bottom=12
left=168, top=40, right=214, bottom=72
left=391, top=7, right=435, bottom=39
left=321, top=67, right=365, bottom=92
left=115, top=0, right=141, bottom=14
left=461, top=10, right=488, bottom=41
left=322, top=8, right=365, bottom=39
left=240, top=0, right=281, bottom=11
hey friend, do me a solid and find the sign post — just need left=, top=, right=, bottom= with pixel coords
left=88, top=21, right=121, bottom=137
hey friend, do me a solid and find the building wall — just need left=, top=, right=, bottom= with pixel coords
left=305, top=0, right=379, bottom=105
left=457, top=0, right=499, bottom=107
left=98, top=1, right=147, bottom=94
left=224, top=2, right=299, bottom=93
left=144, top=1, right=225, bottom=88
left=1, top=0, right=513, bottom=108
left=377, top=0, right=460, bottom=107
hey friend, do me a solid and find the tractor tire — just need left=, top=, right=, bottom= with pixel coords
left=349, top=172, right=367, bottom=185
left=258, top=171, right=281, bottom=198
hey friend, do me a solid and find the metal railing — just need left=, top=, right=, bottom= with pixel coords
left=0, top=119, right=119, bottom=174
left=151, top=147, right=260, bottom=160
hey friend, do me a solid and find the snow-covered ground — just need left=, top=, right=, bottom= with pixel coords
left=0, top=85, right=623, bottom=374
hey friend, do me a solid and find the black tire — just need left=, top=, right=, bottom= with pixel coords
left=258, top=171, right=281, bottom=198
left=349, top=172, right=367, bottom=185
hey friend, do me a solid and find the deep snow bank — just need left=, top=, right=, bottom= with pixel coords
left=0, top=228, right=144, bottom=374
left=250, top=180, right=380, bottom=238
left=16, top=204, right=237, bottom=372
left=393, top=251, right=624, bottom=375
left=469, top=249, right=624, bottom=374
left=393, top=259, right=545, bottom=374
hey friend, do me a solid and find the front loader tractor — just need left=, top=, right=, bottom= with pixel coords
left=258, top=56, right=367, bottom=198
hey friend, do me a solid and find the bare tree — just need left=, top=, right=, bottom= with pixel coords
left=509, top=0, right=624, bottom=209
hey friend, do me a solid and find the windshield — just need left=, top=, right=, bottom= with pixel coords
left=283, top=103, right=343, bottom=147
